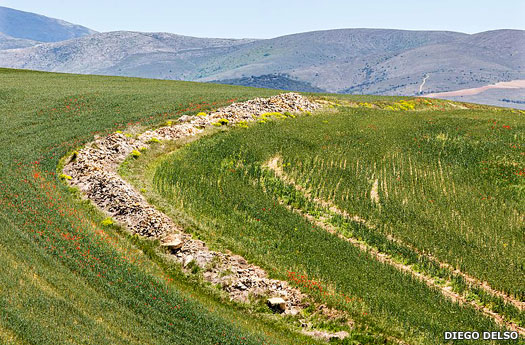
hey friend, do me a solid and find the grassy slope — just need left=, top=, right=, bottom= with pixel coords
left=0, top=68, right=326, bottom=344
left=277, top=106, right=524, bottom=298
left=146, top=104, right=523, bottom=344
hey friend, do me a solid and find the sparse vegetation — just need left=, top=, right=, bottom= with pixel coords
left=101, top=217, right=114, bottom=227
left=147, top=137, right=161, bottom=144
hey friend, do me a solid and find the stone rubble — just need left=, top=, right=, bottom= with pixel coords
left=302, top=330, right=350, bottom=342
left=63, top=93, right=349, bottom=341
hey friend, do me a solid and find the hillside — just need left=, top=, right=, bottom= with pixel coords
left=0, top=68, right=312, bottom=345
left=0, top=24, right=523, bottom=103
left=0, top=28, right=468, bottom=84
left=0, top=6, right=96, bottom=43
left=131, top=93, right=525, bottom=342
left=211, top=74, right=326, bottom=92
left=1, top=68, right=524, bottom=344
left=0, top=4, right=523, bottom=108
left=0, top=31, right=255, bottom=77
left=340, top=30, right=525, bottom=96
left=0, top=32, right=38, bottom=49
left=194, top=29, right=467, bottom=85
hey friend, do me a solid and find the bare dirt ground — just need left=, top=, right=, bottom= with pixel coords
left=425, top=79, right=525, bottom=98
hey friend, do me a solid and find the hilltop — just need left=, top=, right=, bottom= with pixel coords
left=0, top=6, right=96, bottom=43
left=0, top=6, right=523, bottom=107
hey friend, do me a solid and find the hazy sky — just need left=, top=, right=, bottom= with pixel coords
left=1, top=0, right=524, bottom=38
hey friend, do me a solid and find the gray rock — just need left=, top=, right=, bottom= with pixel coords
left=63, top=93, right=321, bottom=336
left=267, top=297, right=286, bottom=312
left=160, top=233, right=183, bottom=250
left=183, top=255, right=194, bottom=268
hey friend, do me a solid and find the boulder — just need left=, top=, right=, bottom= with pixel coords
left=267, top=297, right=286, bottom=312
left=160, top=233, right=183, bottom=250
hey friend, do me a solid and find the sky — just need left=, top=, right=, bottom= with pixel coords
left=1, top=0, right=524, bottom=38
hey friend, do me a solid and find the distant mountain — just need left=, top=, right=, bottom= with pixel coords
left=0, top=31, right=255, bottom=78
left=210, top=74, right=326, bottom=92
left=195, top=29, right=469, bottom=90
left=0, top=28, right=473, bottom=85
left=0, top=32, right=38, bottom=49
left=340, top=30, right=525, bottom=96
left=0, top=6, right=523, bottom=108
left=0, top=6, right=96, bottom=43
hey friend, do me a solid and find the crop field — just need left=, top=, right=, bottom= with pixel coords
left=1, top=67, right=523, bottom=344
left=0, top=68, right=324, bottom=344
left=146, top=100, right=524, bottom=344
left=276, top=109, right=524, bottom=298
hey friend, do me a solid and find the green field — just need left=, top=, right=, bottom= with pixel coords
left=0, top=68, right=322, bottom=344
left=1, top=68, right=523, bottom=344
left=144, top=100, right=523, bottom=343
left=276, top=106, right=524, bottom=298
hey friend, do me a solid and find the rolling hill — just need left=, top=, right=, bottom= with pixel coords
left=0, top=6, right=96, bottom=43
left=0, top=6, right=523, bottom=107
left=2, top=68, right=523, bottom=344
left=0, top=31, right=255, bottom=78
left=0, top=68, right=312, bottom=345
left=339, top=30, right=525, bottom=96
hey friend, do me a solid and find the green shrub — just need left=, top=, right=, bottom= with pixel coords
left=147, top=137, right=160, bottom=144
left=260, top=112, right=286, bottom=120
left=59, top=174, right=72, bottom=180
left=101, top=217, right=114, bottom=227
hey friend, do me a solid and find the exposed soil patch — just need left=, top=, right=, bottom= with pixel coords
left=426, top=79, right=525, bottom=98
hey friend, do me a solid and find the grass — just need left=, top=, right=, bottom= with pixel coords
left=2, top=67, right=522, bottom=344
left=275, top=106, right=524, bottom=299
left=146, top=103, right=523, bottom=344
left=254, top=158, right=524, bottom=327
left=0, top=68, right=328, bottom=344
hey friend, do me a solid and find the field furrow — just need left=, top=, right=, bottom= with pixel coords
left=262, top=154, right=524, bottom=334
left=147, top=103, right=523, bottom=344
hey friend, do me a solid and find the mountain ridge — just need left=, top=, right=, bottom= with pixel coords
left=0, top=6, right=96, bottom=42
left=0, top=32, right=39, bottom=49
left=0, top=6, right=523, bottom=108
